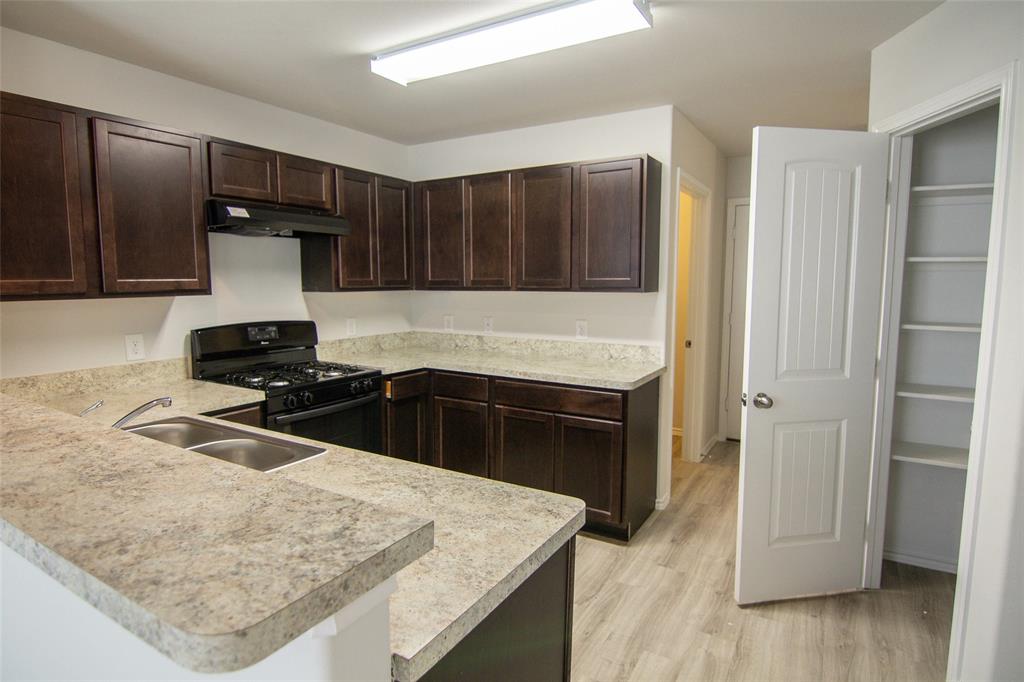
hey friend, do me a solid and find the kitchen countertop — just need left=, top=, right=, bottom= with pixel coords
left=1, top=376, right=586, bottom=680
left=0, top=393, right=434, bottom=673
left=319, top=342, right=664, bottom=390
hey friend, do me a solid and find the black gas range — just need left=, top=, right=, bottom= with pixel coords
left=191, top=321, right=382, bottom=453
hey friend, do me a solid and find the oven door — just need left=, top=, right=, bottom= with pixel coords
left=268, top=392, right=381, bottom=454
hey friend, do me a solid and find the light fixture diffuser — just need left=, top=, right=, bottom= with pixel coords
left=370, top=0, right=653, bottom=86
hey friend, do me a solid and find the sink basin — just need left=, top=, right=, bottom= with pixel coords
left=126, top=417, right=325, bottom=472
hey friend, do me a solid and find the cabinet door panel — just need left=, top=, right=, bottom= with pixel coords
left=494, top=406, right=556, bottom=491
left=433, top=396, right=489, bottom=477
left=384, top=371, right=431, bottom=463
left=336, top=169, right=377, bottom=288
left=279, top=154, right=334, bottom=211
left=465, top=172, right=512, bottom=288
left=209, top=142, right=278, bottom=202
left=418, top=179, right=465, bottom=288
left=555, top=414, right=623, bottom=524
left=575, top=158, right=642, bottom=290
left=0, top=98, right=88, bottom=295
left=513, top=166, right=573, bottom=290
left=376, top=176, right=413, bottom=288
left=92, top=119, right=209, bottom=293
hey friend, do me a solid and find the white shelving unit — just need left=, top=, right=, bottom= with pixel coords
left=882, top=104, right=999, bottom=574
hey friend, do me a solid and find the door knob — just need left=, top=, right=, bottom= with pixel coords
left=753, top=392, right=774, bottom=409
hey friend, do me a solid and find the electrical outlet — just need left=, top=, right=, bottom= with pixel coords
left=443, top=315, right=455, bottom=332
left=575, top=320, right=588, bottom=339
left=483, top=316, right=494, bottom=334
left=346, top=318, right=357, bottom=336
left=124, top=334, right=146, bottom=361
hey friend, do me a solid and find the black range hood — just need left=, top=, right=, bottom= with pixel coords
left=206, top=199, right=351, bottom=238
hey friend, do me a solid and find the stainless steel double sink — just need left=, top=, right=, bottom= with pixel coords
left=126, top=417, right=325, bottom=472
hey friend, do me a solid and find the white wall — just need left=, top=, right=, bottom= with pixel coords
left=869, top=3, right=1024, bottom=679
left=0, top=28, right=411, bottom=378
left=725, top=156, right=752, bottom=199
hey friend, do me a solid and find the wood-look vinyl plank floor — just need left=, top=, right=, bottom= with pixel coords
left=572, top=441, right=956, bottom=682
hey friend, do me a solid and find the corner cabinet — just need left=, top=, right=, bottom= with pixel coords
left=93, top=119, right=209, bottom=294
left=299, top=171, right=414, bottom=291
left=380, top=368, right=660, bottom=540
left=0, top=96, right=89, bottom=296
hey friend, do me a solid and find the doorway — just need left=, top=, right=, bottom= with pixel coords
left=671, top=190, right=695, bottom=457
left=718, top=199, right=750, bottom=442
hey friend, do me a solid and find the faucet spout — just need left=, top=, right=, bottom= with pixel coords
left=112, top=397, right=172, bottom=429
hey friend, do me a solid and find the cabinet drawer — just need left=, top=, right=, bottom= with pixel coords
left=493, top=379, right=622, bottom=420
left=433, top=371, right=489, bottom=401
left=386, top=371, right=430, bottom=400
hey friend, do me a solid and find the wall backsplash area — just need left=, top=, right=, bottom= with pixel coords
left=0, top=233, right=662, bottom=379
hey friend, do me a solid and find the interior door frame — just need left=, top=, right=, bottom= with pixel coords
left=717, top=197, right=750, bottom=442
left=666, top=168, right=712, bottom=467
left=866, top=63, right=1017, bottom=681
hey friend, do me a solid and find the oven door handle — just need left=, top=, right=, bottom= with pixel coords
left=271, top=392, right=380, bottom=426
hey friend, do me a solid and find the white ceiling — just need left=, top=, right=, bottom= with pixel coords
left=0, top=0, right=938, bottom=156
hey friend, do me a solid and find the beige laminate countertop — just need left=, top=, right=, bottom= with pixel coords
left=319, top=343, right=665, bottom=390
left=1, top=375, right=586, bottom=680
left=0, top=393, right=433, bottom=673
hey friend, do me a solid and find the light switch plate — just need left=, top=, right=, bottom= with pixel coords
left=575, top=320, right=588, bottom=339
left=124, top=334, right=146, bottom=361
left=443, top=315, right=455, bottom=332
left=346, top=318, right=357, bottom=336
left=483, top=316, right=494, bottom=334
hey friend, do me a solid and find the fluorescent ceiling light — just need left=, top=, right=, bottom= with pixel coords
left=370, top=0, right=653, bottom=86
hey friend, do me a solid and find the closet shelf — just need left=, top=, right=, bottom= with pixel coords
left=905, top=256, right=987, bottom=264
left=896, top=383, right=975, bottom=403
left=901, top=321, right=982, bottom=333
left=910, top=182, right=994, bottom=197
left=891, top=441, right=968, bottom=470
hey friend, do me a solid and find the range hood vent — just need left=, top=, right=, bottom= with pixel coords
left=206, top=199, right=351, bottom=238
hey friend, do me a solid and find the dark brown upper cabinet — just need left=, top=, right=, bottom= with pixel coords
left=574, top=156, right=660, bottom=292
left=209, top=141, right=278, bottom=202
left=376, top=176, right=414, bottom=288
left=278, top=154, right=335, bottom=211
left=336, top=169, right=377, bottom=288
left=0, top=96, right=89, bottom=296
left=417, top=178, right=466, bottom=288
left=299, top=172, right=413, bottom=291
left=464, top=172, right=512, bottom=289
left=512, top=165, right=573, bottom=290
left=92, top=118, right=210, bottom=294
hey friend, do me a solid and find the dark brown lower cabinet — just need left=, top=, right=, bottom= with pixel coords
left=420, top=538, right=574, bottom=682
left=383, top=371, right=431, bottom=464
left=378, top=369, right=659, bottom=540
left=493, top=406, right=556, bottom=491
left=555, top=415, right=623, bottom=526
left=433, top=396, right=489, bottom=477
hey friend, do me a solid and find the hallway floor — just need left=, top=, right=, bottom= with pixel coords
left=571, top=441, right=956, bottom=681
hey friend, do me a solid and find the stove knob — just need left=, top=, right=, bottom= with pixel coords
left=302, top=391, right=314, bottom=406
left=284, top=394, right=298, bottom=410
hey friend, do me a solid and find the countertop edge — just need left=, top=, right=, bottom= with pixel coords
left=2, top=508, right=435, bottom=673
left=391, top=505, right=586, bottom=682
left=369, top=361, right=667, bottom=391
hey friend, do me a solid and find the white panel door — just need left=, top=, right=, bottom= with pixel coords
left=735, top=127, right=888, bottom=605
left=724, top=201, right=750, bottom=440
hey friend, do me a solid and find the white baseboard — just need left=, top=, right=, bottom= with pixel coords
left=700, top=435, right=720, bottom=459
left=883, top=549, right=958, bottom=574
left=655, top=494, right=670, bottom=510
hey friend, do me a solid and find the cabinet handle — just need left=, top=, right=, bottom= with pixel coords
left=385, top=379, right=392, bottom=400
